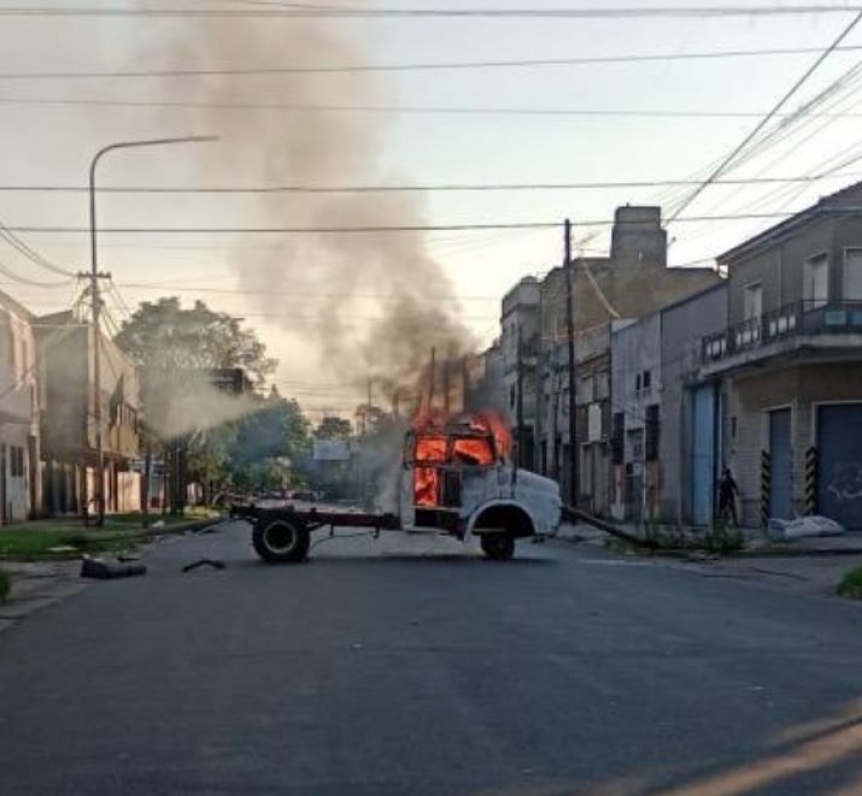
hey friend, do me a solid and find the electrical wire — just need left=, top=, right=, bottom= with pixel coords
left=5, top=95, right=862, bottom=118
left=0, top=211, right=841, bottom=235
left=667, top=9, right=862, bottom=222
left=1, top=172, right=858, bottom=195
left=3, top=5, right=857, bottom=19
left=4, top=45, right=862, bottom=80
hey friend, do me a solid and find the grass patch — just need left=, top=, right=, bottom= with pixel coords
left=0, top=511, right=222, bottom=561
left=0, top=529, right=141, bottom=560
left=837, top=566, right=862, bottom=599
left=0, top=568, right=10, bottom=601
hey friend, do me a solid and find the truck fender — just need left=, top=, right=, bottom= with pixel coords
left=466, top=500, right=538, bottom=540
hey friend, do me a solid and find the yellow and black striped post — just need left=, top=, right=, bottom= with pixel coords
left=805, top=447, right=818, bottom=515
left=760, top=450, right=772, bottom=527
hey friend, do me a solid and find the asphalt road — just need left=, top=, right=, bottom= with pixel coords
left=3, top=523, right=862, bottom=796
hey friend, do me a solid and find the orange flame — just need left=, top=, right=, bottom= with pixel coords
left=410, top=406, right=513, bottom=507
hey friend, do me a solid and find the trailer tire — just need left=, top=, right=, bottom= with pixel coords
left=480, top=533, right=515, bottom=561
left=252, top=518, right=310, bottom=563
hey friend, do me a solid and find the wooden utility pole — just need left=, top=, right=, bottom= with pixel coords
left=428, top=347, right=437, bottom=410
left=564, top=219, right=578, bottom=508
left=516, top=324, right=525, bottom=468
left=442, top=358, right=451, bottom=416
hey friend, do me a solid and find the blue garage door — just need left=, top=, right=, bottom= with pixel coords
left=769, top=409, right=793, bottom=521
left=818, top=404, right=862, bottom=530
left=691, top=385, right=716, bottom=526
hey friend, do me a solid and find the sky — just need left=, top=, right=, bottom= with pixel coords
left=1, top=1, right=862, bottom=420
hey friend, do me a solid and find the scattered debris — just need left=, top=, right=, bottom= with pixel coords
left=181, top=558, right=226, bottom=573
left=80, top=556, right=147, bottom=580
left=768, top=516, right=845, bottom=540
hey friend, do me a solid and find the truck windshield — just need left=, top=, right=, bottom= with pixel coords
left=415, top=435, right=447, bottom=463
left=452, top=436, right=495, bottom=466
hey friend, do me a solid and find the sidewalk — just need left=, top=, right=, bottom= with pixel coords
left=556, top=519, right=862, bottom=557
left=554, top=521, right=862, bottom=598
left=0, top=560, right=86, bottom=633
left=0, top=517, right=228, bottom=633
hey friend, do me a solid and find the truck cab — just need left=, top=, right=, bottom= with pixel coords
left=399, top=417, right=562, bottom=559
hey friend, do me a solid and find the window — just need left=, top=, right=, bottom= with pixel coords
left=844, top=249, right=862, bottom=301
left=804, top=253, right=829, bottom=309
left=645, top=404, right=660, bottom=461
left=744, top=282, right=763, bottom=320
left=635, top=373, right=642, bottom=392
left=611, top=412, right=624, bottom=465
left=642, top=370, right=652, bottom=392
left=9, top=446, right=24, bottom=478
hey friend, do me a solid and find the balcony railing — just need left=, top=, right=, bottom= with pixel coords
left=701, top=300, right=862, bottom=364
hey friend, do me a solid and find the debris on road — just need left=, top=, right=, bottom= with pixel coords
left=181, top=558, right=226, bottom=573
left=80, top=557, right=147, bottom=580
left=768, top=516, right=845, bottom=540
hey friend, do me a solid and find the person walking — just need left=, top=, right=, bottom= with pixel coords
left=718, top=467, right=740, bottom=526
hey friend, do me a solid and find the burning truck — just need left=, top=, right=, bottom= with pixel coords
left=243, top=411, right=562, bottom=561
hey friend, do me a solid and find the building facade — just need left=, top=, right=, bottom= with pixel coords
left=0, top=291, right=40, bottom=522
left=35, top=310, right=141, bottom=516
left=525, top=206, right=721, bottom=515
left=698, top=183, right=862, bottom=530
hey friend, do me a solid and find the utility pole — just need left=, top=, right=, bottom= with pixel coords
left=564, top=219, right=578, bottom=508
left=85, top=135, right=216, bottom=525
left=516, top=324, right=525, bottom=468
left=428, top=347, right=437, bottom=411
left=442, top=358, right=451, bottom=417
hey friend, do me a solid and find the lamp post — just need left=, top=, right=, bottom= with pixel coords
left=88, top=135, right=217, bottom=525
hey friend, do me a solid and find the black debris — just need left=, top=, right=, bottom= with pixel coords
left=181, top=559, right=227, bottom=573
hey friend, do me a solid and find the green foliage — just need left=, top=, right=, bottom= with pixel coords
left=837, top=567, right=862, bottom=599
left=702, top=525, right=746, bottom=555
left=115, top=297, right=276, bottom=387
left=315, top=416, right=352, bottom=439
left=0, top=568, right=10, bottom=602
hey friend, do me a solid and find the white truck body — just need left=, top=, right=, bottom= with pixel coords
left=398, top=425, right=562, bottom=540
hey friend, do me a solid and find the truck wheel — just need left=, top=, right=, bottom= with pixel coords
left=480, top=533, right=515, bottom=561
left=252, top=518, right=310, bottom=563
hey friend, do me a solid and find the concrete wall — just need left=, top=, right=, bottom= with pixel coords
left=610, top=313, right=662, bottom=521
left=725, top=361, right=862, bottom=526
left=725, top=214, right=862, bottom=325
left=661, top=284, right=728, bottom=524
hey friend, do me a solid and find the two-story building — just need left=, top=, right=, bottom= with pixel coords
left=535, top=206, right=721, bottom=515
left=0, top=290, right=40, bottom=522
left=699, top=182, right=862, bottom=529
left=608, top=282, right=729, bottom=526
left=35, top=309, right=141, bottom=516
left=500, top=277, right=541, bottom=468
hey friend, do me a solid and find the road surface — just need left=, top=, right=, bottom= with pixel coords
left=2, top=521, right=862, bottom=795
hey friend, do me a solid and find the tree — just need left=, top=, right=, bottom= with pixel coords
left=115, top=297, right=277, bottom=387
left=114, top=297, right=279, bottom=512
left=314, top=416, right=352, bottom=439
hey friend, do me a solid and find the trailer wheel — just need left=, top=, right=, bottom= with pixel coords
left=252, top=518, right=310, bottom=563
left=480, top=533, right=515, bottom=561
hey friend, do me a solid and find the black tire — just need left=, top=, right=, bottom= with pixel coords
left=480, top=533, right=515, bottom=561
left=252, top=517, right=310, bottom=563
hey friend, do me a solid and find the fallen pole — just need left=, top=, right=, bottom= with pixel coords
left=562, top=506, right=658, bottom=551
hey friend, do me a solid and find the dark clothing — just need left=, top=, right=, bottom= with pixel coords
left=718, top=476, right=738, bottom=507
left=718, top=473, right=739, bottom=525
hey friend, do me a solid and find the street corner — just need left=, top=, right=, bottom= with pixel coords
left=0, top=560, right=87, bottom=630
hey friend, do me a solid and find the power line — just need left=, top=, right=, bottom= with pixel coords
left=1, top=172, right=858, bottom=195
left=4, top=45, right=862, bottom=80
left=0, top=212, right=833, bottom=234
left=668, top=9, right=862, bottom=221
left=3, top=5, right=858, bottom=19
left=6, top=94, right=862, bottom=118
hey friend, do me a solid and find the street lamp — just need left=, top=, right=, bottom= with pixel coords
left=88, top=135, right=217, bottom=525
